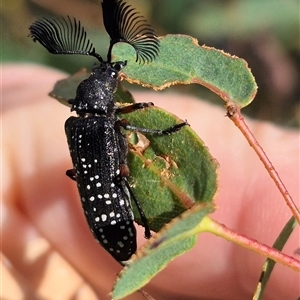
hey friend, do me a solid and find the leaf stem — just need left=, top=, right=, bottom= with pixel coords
left=199, top=216, right=300, bottom=272
left=225, top=102, right=300, bottom=224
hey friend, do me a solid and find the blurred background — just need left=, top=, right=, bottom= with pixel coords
left=2, top=0, right=299, bottom=127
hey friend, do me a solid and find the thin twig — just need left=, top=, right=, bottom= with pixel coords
left=225, top=102, right=300, bottom=224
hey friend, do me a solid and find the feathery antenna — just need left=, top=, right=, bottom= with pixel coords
left=102, top=0, right=159, bottom=63
left=29, top=0, right=160, bottom=64
left=29, top=16, right=103, bottom=61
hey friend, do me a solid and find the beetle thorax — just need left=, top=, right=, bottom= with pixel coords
left=69, top=62, right=121, bottom=115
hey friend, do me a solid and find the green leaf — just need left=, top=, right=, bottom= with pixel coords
left=121, top=106, right=218, bottom=232
left=49, top=34, right=257, bottom=108
left=113, top=34, right=257, bottom=107
left=112, top=203, right=214, bottom=300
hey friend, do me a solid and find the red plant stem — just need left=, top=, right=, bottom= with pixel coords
left=206, top=217, right=300, bottom=272
left=226, top=103, right=300, bottom=224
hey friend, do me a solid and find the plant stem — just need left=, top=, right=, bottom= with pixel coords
left=225, top=102, right=300, bottom=224
left=200, top=216, right=300, bottom=272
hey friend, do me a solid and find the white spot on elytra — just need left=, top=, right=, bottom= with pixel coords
left=96, top=183, right=101, bottom=187
left=95, top=217, right=100, bottom=222
left=90, top=196, right=95, bottom=201
left=106, top=200, right=112, bottom=205
left=112, top=193, right=117, bottom=198
left=86, top=185, right=91, bottom=190
left=101, top=214, right=107, bottom=222
left=111, top=183, right=115, bottom=188
left=109, top=212, right=115, bottom=217
left=111, top=220, right=117, bottom=225
left=119, top=200, right=125, bottom=206
left=128, top=228, right=134, bottom=237
left=98, top=194, right=102, bottom=199
left=104, top=194, right=109, bottom=199
left=118, top=241, right=125, bottom=248
left=95, top=175, right=99, bottom=179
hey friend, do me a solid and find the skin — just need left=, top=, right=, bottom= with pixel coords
left=2, top=64, right=299, bottom=300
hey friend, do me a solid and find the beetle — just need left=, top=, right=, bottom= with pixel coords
left=29, top=0, right=188, bottom=262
